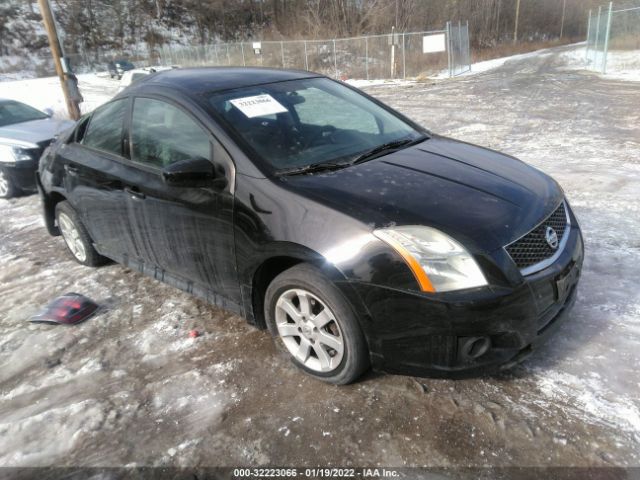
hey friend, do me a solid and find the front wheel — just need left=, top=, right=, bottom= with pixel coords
left=0, top=168, right=18, bottom=199
left=264, top=263, right=370, bottom=384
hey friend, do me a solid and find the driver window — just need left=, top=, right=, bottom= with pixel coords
left=293, top=87, right=379, bottom=134
left=131, top=98, right=211, bottom=168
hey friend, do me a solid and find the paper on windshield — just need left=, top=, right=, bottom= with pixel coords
left=230, top=94, right=288, bottom=118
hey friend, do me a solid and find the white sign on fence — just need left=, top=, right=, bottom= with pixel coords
left=423, top=33, right=446, bottom=53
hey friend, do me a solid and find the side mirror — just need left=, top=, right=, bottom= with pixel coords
left=162, top=158, right=215, bottom=187
left=43, top=108, right=54, bottom=117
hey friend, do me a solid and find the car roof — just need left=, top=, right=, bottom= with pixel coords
left=134, top=67, right=323, bottom=95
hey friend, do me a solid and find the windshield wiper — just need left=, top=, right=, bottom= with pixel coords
left=277, top=161, right=349, bottom=176
left=349, top=134, right=429, bottom=166
left=277, top=134, right=429, bottom=176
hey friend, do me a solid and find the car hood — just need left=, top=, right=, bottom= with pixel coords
left=0, top=118, right=75, bottom=147
left=280, top=135, right=563, bottom=253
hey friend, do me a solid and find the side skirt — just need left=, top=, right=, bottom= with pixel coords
left=95, top=246, right=245, bottom=318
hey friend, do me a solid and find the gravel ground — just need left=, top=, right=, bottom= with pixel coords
left=0, top=45, right=639, bottom=468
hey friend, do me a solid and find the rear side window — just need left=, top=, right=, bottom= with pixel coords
left=130, top=98, right=210, bottom=168
left=83, top=99, right=126, bottom=155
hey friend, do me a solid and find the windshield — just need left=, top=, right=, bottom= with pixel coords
left=0, top=100, right=48, bottom=127
left=208, top=78, right=423, bottom=173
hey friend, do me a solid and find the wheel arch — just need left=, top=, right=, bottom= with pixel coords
left=246, top=244, right=374, bottom=339
left=43, top=190, right=68, bottom=236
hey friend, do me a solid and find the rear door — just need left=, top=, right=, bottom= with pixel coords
left=123, top=96, right=239, bottom=303
left=59, top=98, right=141, bottom=260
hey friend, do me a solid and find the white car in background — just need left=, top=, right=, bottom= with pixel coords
left=117, top=66, right=177, bottom=92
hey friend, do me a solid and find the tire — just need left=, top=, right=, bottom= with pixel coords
left=55, top=201, right=106, bottom=267
left=0, top=167, right=18, bottom=199
left=265, top=263, right=370, bottom=384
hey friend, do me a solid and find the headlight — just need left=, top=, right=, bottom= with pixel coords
left=374, top=226, right=487, bottom=292
left=0, top=144, right=34, bottom=164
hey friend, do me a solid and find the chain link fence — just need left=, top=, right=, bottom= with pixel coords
left=447, top=21, right=471, bottom=77
left=1, top=22, right=470, bottom=81
left=156, top=23, right=469, bottom=81
left=586, top=2, right=640, bottom=73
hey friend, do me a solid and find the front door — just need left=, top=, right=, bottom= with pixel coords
left=60, top=98, right=141, bottom=260
left=123, top=96, right=239, bottom=304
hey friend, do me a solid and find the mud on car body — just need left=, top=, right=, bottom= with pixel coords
left=38, top=67, right=583, bottom=384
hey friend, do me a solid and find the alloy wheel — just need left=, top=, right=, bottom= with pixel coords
left=275, top=288, right=345, bottom=373
left=58, top=212, right=87, bottom=262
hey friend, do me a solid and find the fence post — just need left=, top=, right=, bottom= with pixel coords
left=458, top=20, right=462, bottom=45
left=402, top=32, right=406, bottom=79
left=281, top=41, right=285, bottom=68
left=446, top=21, right=452, bottom=77
left=466, top=20, right=471, bottom=72
left=390, top=27, right=396, bottom=78
left=304, top=40, right=308, bottom=70
left=458, top=20, right=463, bottom=75
left=594, top=5, right=602, bottom=69
left=241, top=42, right=246, bottom=66
left=585, top=11, right=591, bottom=62
left=365, top=36, right=369, bottom=80
left=602, top=2, right=614, bottom=74
left=226, top=44, right=230, bottom=65
left=333, top=39, right=338, bottom=78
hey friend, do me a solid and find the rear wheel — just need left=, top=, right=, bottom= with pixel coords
left=0, top=168, right=17, bottom=199
left=265, top=263, right=369, bottom=384
left=56, top=201, right=106, bottom=267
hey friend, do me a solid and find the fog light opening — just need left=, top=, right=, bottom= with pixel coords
left=460, top=336, right=491, bottom=361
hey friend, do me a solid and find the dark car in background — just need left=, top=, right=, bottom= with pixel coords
left=38, top=67, right=583, bottom=384
left=0, top=99, right=73, bottom=198
left=107, top=59, right=136, bottom=79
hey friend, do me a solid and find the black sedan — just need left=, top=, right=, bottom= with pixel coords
left=38, top=68, right=583, bottom=384
left=0, top=99, right=73, bottom=198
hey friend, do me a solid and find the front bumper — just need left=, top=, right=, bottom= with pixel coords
left=0, top=159, right=39, bottom=192
left=351, top=224, right=584, bottom=378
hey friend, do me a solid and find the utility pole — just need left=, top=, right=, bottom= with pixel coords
left=560, top=0, right=567, bottom=39
left=513, top=0, right=521, bottom=44
left=38, top=0, right=80, bottom=120
left=395, top=0, right=399, bottom=27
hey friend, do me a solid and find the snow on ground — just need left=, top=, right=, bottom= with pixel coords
left=345, top=78, right=417, bottom=88
left=0, top=73, right=116, bottom=119
left=561, top=47, right=640, bottom=82
left=346, top=46, right=579, bottom=85
left=0, top=44, right=639, bottom=467
left=428, top=44, right=584, bottom=80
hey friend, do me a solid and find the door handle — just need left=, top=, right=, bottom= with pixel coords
left=124, top=186, right=146, bottom=199
left=64, top=164, right=79, bottom=175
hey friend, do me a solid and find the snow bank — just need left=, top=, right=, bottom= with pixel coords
left=562, top=47, right=640, bottom=82
left=0, top=73, right=117, bottom=119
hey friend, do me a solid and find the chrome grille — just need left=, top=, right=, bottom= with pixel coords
left=506, top=202, right=569, bottom=271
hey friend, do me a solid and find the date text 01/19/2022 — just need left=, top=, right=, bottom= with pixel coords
left=232, top=467, right=399, bottom=478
